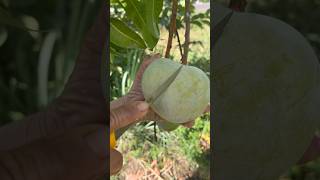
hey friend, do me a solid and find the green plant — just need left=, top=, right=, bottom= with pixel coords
left=0, top=0, right=102, bottom=125
left=110, top=0, right=164, bottom=54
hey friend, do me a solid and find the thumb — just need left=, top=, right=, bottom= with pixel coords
left=110, top=101, right=149, bottom=130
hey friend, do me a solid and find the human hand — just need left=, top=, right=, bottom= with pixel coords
left=120, top=54, right=210, bottom=128
left=110, top=101, right=149, bottom=175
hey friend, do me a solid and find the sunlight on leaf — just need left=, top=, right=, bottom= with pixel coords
left=110, top=17, right=147, bottom=49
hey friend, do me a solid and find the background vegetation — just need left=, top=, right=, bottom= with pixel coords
left=0, top=0, right=319, bottom=179
left=0, top=0, right=102, bottom=125
left=110, top=0, right=210, bottom=179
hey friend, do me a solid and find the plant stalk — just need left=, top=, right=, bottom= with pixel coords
left=164, top=0, right=178, bottom=58
left=181, top=0, right=190, bottom=65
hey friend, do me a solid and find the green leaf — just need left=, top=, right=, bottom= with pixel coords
left=110, top=0, right=118, bottom=4
left=191, top=20, right=203, bottom=28
left=121, top=0, right=163, bottom=49
left=110, top=18, right=146, bottom=49
left=143, top=0, right=163, bottom=48
left=0, top=6, right=36, bottom=31
left=110, top=42, right=127, bottom=57
left=202, top=19, right=210, bottom=26
left=0, top=6, right=24, bottom=29
left=191, top=13, right=206, bottom=21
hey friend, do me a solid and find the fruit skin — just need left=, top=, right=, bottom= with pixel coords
left=213, top=3, right=320, bottom=180
left=157, top=121, right=180, bottom=131
left=141, top=58, right=209, bottom=124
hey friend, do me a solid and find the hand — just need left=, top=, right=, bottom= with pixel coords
left=118, top=54, right=210, bottom=128
left=0, top=2, right=108, bottom=179
left=110, top=101, right=149, bottom=175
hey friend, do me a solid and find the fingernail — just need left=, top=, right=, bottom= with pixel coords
left=137, top=102, right=149, bottom=112
left=85, top=127, right=107, bottom=159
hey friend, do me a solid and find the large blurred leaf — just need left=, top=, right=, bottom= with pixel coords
left=110, top=42, right=127, bottom=57
left=0, top=6, right=35, bottom=31
left=110, top=17, right=146, bottom=49
left=0, top=6, right=24, bottom=29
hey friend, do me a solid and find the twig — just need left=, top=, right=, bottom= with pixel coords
left=229, top=0, right=247, bottom=12
left=181, top=0, right=190, bottom=65
left=175, top=29, right=183, bottom=58
left=160, top=163, right=173, bottom=177
left=165, top=0, right=178, bottom=58
left=138, top=159, right=164, bottom=180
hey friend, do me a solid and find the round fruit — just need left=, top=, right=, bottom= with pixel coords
left=157, top=121, right=180, bottom=131
left=213, top=3, right=320, bottom=180
left=141, top=58, right=209, bottom=124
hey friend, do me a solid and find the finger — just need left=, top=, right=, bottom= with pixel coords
left=0, top=125, right=107, bottom=180
left=143, top=53, right=161, bottom=62
left=134, top=54, right=161, bottom=80
left=110, top=148, right=123, bottom=175
left=182, top=120, right=195, bottom=128
left=110, top=101, right=149, bottom=130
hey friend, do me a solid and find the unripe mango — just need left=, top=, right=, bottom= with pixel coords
left=213, top=3, right=320, bottom=180
left=141, top=58, right=209, bottom=124
left=157, top=121, right=180, bottom=131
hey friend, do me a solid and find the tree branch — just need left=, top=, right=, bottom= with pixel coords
left=175, top=29, right=183, bottom=58
left=181, top=0, right=190, bottom=65
left=165, top=0, right=178, bottom=58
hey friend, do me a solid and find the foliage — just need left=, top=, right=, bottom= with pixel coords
left=114, top=114, right=210, bottom=179
left=160, top=0, right=210, bottom=30
left=110, top=21, right=210, bottom=178
left=110, top=0, right=164, bottom=54
left=0, top=0, right=102, bottom=125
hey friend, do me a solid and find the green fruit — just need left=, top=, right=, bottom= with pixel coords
left=213, top=3, right=320, bottom=180
left=141, top=58, right=209, bottom=124
left=157, top=121, right=180, bottom=131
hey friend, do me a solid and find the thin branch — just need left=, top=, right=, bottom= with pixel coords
left=229, top=0, right=247, bottom=12
left=165, top=0, right=178, bottom=58
left=175, top=29, right=183, bottom=58
left=181, top=0, right=190, bottom=65
left=154, top=121, right=157, bottom=142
